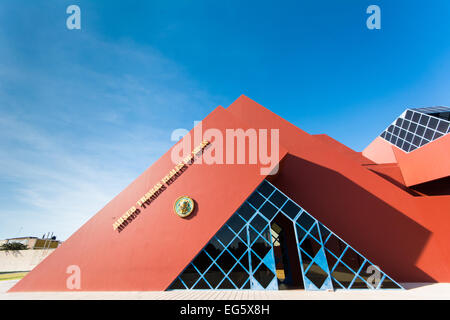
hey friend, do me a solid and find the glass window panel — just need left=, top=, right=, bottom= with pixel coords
left=227, top=214, right=246, bottom=234
left=259, top=226, right=271, bottom=244
left=324, top=234, right=345, bottom=259
left=253, top=262, right=275, bottom=289
left=193, top=278, right=211, bottom=289
left=305, top=262, right=329, bottom=289
left=325, top=248, right=338, bottom=270
left=250, top=214, right=268, bottom=233
left=204, top=263, right=225, bottom=288
left=309, top=223, right=321, bottom=242
left=251, top=251, right=262, bottom=271
left=405, top=132, right=414, bottom=142
left=239, top=253, right=250, bottom=273
left=401, top=119, right=410, bottom=129
left=218, top=277, right=235, bottom=289
left=237, top=228, right=247, bottom=244
left=247, top=192, right=265, bottom=209
left=332, top=277, right=344, bottom=289
left=399, top=129, right=407, bottom=138
left=379, top=276, right=402, bottom=289
left=380, top=131, right=386, bottom=138
left=259, top=201, right=278, bottom=220
left=409, top=122, right=417, bottom=133
left=419, top=138, right=428, bottom=147
left=403, top=142, right=411, bottom=152
left=228, top=262, right=248, bottom=288
left=295, top=223, right=306, bottom=243
left=433, top=132, right=443, bottom=140
left=395, top=118, right=403, bottom=126
left=192, top=250, right=213, bottom=274
left=251, top=236, right=271, bottom=260
left=249, top=226, right=259, bottom=246
left=412, top=135, right=421, bottom=147
left=331, top=262, right=355, bottom=289
left=281, top=200, right=301, bottom=220
left=216, top=225, right=235, bottom=247
left=300, top=235, right=321, bottom=259
left=268, top=190, right=287, bottom=207
left=257, top=180, right=274, bottom=197
left=424, top=128, right=434, bottom=140
left=237, top=202, right=255, bottom=221
left=385, top=133, right=392, bottom=141
left=319, top=223, right=331, bottom=242
left=216, top=250, right=237, bottom=274
left=437, top=121, right=449, bottom=133
left=297, top=212, right=315, bottom=231
left=341, top=248, right=365, bottom=273
left=428, top=117, right=438, bottom=129
left=393, top=126, right=400, bottom=135
left=405, top=110, right=413, bottom=120
left=228, top=237, right=247, bottom=260
left=168, top=278, right=186, bottom=289
left=205, top=237, right=224, bottom=260
left=416, top=125, right=425, bottom=136
left=419, top=115, right=429, bottom=126
left=350, top=276, right=370, bottom=289
left=412, top=112, right=421, bottom=123
left=179, top=264, right=200, bottom=288
left=387, top=125, right=394, bottom=133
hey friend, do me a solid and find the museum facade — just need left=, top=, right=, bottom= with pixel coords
left=9, top=96, right=450, bottom=292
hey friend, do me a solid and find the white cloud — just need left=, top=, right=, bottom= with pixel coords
left=0, top=31, right=220, bottom=240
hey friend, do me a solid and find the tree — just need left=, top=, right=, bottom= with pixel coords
left=0, top=242, right=28, bottom=250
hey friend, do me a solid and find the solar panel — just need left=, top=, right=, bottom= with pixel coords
left=378, top=108, right=450, bottom=153
left=410, top=106, right=450, bottom=114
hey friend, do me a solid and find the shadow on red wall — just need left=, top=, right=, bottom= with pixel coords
left=269, top=154, right=435, bottom=283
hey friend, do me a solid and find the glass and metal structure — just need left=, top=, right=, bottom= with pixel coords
left=169, top=180, right=403, bottom=291
left=380, top=107, right=450, bottom=153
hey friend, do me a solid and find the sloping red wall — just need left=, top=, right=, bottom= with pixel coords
left=9, top=105, right=286, bottom=291
left=392, top=134, right=450, bottom=187
left=10, top=95, right=450, bottom=291
left=363, top=137, right=397, bottom=164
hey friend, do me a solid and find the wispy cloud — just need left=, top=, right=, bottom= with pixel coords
left=0, top=18, right=220, bottom=240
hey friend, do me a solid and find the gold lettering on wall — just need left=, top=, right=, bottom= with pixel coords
left=113, top=140, right=211, bottom=232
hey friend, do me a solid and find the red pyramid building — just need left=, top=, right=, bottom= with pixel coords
left=10, top=96, right=450, bottom=292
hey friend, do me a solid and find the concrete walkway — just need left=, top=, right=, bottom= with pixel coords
left=1, top=280, right=449, bottom=300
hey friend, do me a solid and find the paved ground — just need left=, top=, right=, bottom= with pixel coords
left=1, top=280, right=449, bottom=300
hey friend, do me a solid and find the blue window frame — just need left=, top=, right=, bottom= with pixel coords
left=168, top=180, right=403, bottom=291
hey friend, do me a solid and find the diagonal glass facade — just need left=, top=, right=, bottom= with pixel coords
left=380, top=108, right=450, bottom=153
left=168, top=180, right=403, bottom=291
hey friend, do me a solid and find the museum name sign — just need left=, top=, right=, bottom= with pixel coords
left=113, top=140, right=211, bottom=232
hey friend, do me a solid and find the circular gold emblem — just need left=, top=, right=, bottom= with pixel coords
left=174, top=196, right=194, bottom=218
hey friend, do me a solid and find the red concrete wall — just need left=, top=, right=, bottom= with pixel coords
left=393, top=134, right=450, bottom=187
left=363, top=137, right=397, bottom=164
left=10, top=105, right=286, bottom=292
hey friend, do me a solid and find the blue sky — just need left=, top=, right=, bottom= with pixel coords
left=1, top=0, right=449, bottom=240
